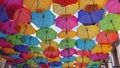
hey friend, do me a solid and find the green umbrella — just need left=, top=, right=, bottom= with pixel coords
left=36, top=28, right=57, bottom=41
left=6, top=34, right=25, bottom=45
left=16, top=63, right=25, bottom=68
left=59, top=39, right=76, bottom=49
left=88, top=61, right=103, bottom=66
left=100, top=14, right=120, bottom=31
left=28, top=46, right=43, bottom=52
left=25, top=59, right=35, bottom=65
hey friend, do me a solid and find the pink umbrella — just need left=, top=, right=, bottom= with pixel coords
left=61, top=48, right=76, bottom=57
left=55, top=15, right=78, bottom=30
left=90, top=53, right=108, bottom=61
left=0, top=39, right=13, bottom=48
left=0, top=21, right=21, bottom=34
left=105, top=0, right=120, bottom=14
left=76, top=50, right=92, bottom=57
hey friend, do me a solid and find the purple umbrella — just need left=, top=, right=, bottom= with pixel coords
left=0, top=39, right=13, bottom=48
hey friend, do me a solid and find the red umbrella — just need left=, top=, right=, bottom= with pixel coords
left=5, top=8, right=16, bottom=19
left=55, top=15, right=78, bottom=30
left=53, top=0, right=78, bottom=6
left=96, top=31, right=118, bottom=44
left=43, top=46, right=60, bottom=58
left=20, top=52, right=33, bottom=60
left=0, top=39, right=13, bottom=48
left=13, top=8, right=31, bottom=23
left=76, top=50, right=92, bottom=57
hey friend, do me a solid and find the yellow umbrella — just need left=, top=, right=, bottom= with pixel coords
left=80, top=0, right=108, bottom=12
left=77, top=25, right=99, bottom=40
left=40, top=41, right=58, bottom=50
left=19, top=23, right=36, bottom=35
left=46, top=57, right=61, bottom=62
left=53, top=1, right=80, bottom=15
left=31, top=52, right=45, bottom=58
left=23, top=0, right=52, bottom=12
left=92, top=44, right=112, bottom=53
left=58, top=30, right=76, bottom=38
left=75, top=56, right=90, bottom=63
left=62, top=62, right=75, bottom=68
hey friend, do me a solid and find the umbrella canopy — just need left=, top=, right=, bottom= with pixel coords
left=40, top=41, right=58, bottom=50
left=53, top=0, right=78, bottom=6
left=23, top=36, right=40, bottom=46
left=105, top=0, right=120, bottom=14
left=0, top=39, right=13, bottom=48
left=23, top=0, right=52, bottom=12
left=31, top=52, right=45, bottom=58
left=0, top=6, right=9, bottom=22
left=53, top=2, right=80, bottom=15
left=25, top=59, right=38, bottom=67
left=58, top=30, right=76, bottom=38
left=13, top=8, right=31, bottom=23
left=20, top=52, right=33, bottom=60
left=87, top=66, right=99, bottom=68
left=47, top=57, right=61, bottom=62
left=0, top=32, right=8, bottom=39
left=76, top=39, right=96, bottom=50
left=61, top=48, right=76, bottom=57
left=96, top=31, right=118, bottom=44
left=80, top=0, right=108, bottom=12
left=13, top=45, right=29, bottom=53
left=10, top=54, right=20, bottom=59
left=90, top=53, right=108, bottom=61
left=28, top=46, right=42, bottom=52
left=33, top=58, right=48, bottom=64
left=39, top=64, right=50, bottom=68
left=36, top=28, right=57, bottom=41
left=55, top=15, right=78, bottom=30
left=100, top=14, right=120, bottom=31
left=49, top=62, right=62, bottom=66
left=88, top=61, right=103, bottom=66
left=75, top=63, right=88, bottom=68
left=31, top=10, right=55, bottom=28
left=62, top=62, right=75, bottom=68
left=19, top=23, right=36, bottom=35
left=77, top=25, right=99, bottom=40
left=61, top=56, right=75, bottom=62
left=0, top=21, right=21, bottom=34
left=59, top=39, right=76, bottom=49
left=43, top=46, right=60, bottom=58
left=78, top=9, right=105, bottom=25
left=92, top=44, right=112, bottom=53
left=1, top=48, right=17, bottom=54
left=76, top=56, right=90, bottom=63
left=76, top=50, right=92, bottom=57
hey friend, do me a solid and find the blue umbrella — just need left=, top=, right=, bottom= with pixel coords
left=87, top=66, right=99, bottom=68
left=13, top=45, right=29, bottom=53
left=49, top=62, right=62, bottom=67
left=31, top=10, right=55, bottom=28
left=0, top=6, right=9, bottom=22
left=61, top=56, right=75, bottom=62
left=0, top=32, right=8, bottom=38
left=78, top=9, right=104, bottom=25
left=76, top=39, right=96, bottom=50
left=23, top=36, right=40, bottom=46
left=33, top=58, right=48, bottom=64
left=10, top=54, right=20, bottom=59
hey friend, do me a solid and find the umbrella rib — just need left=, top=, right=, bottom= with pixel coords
left=88, top=12, right=95, bottom=24
left=86, top=28, right=89, bottom=39
left=105, top=32, right=110, bottom=44
left=110, top=20, right=117, bottom=31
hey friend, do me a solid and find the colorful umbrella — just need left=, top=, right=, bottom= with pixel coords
left=0, top=32, right=8, bottom=39
left=47, top=57, right=61, bottom=62
left=105, top=0, right=120, bottom=14
left=53, top=0, right=78, bottom=6
left=61, top=48, right=76, bottom=57
left=5, top=8, right=16, bottom=19
left=0, top=6, right=9, bottom=22
left=53, top=2, right=80, bottom=15
left=31, top=10, right=55, bottom=28
left=76, top=56, right=90, bottom=63
left=13, top=8, right=31, bottom=23
left=33, top=58, right=48, bottom=64
left=0, top=39, right=13, bottom=48
left=49, top=62, right=62, bottom=67
left=10, top=54, right=20, bottom=59
left=13, top=45, right=29, bottom=53
left=39, top=64, right=50, bottom=68
left=80, top=0, right=108, bottom=12
left=77, top=25, right=99, bottom=40
left=61, top=56, right=75, bottom=62
left=1, top=48, right=17, bottom=54
left=76, top=39, right=96, bottom=50
left=55, top=15, right=78, bottom=30
left=25, top=59, right=38, bottom=67
left=96, top=31, right=118, bottom=44
left=23, top=0, right=52, bottom=12
left=90, top=53, right=108, bottom=61
left=75, top=63, right=88, bottom=68
left=20, top=52, right=32, bottom=60
left=92, top=44, right=112, bottom=53
left=59, top=39, right=76, bottom=49
left=58, top=30, right=76, bottom=38
left=36, top=28, right=57, bottom=41
left=43, top=46, right=60, bottom=58
left=62, top=62, right=75, bottom=68
left=100, top=14, right=120, bottom=31
left=31, top=52, right=45, bottom=58
left=28, top=46, right=42, bottom=52
left=0, top=21, right=21, bottom=34
left=88, top=61, right=103, bottom=66
left=78, top=9, right=105, bottom=25
left=76, top=50, right=92, bottom=57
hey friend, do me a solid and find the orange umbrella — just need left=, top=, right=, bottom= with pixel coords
left=1, top=48, right=17, bottom=54
left=46, top=57, right=61, bottom=62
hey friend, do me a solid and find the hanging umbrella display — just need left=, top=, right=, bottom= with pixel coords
left=96, top=31, right=118, bottom=44
left=13, top=45, right=29, bottom=53
left=0, top=39, right=13, bottom=48
left=76, top=39, right=96, bottom=50
left=92, top=44, right=112, bottom=53
left=0, top=32, right=8, bottom=39
left=0, top=6, right=9, bottom=22
left=105, top=0, right=120, bottom=14
left=1, top=48, right=17, bottom=54
left=23, top=0, right=52, bottom=12
left=40, top=41, right=58, bottom=50
left=52, top=0, right=78, bottom=6
left=78, top=9, right=105, bottom=25
left=19, top=23, right=36, bottom=35
left=47, top=57, right=61, bottom=62
left=61, top=56, right=75, bottom=62
left=28, top=46, right=42, bottom=52
left=55, top=15, right=78, bottom=30
left=31, top=10, right=55, bottom=28
left=53, top=2, right=80, bottom=15
left=77, top=25, right=99, bottom=40
left=75, top=56, right=90, bottom=63
left=59, top=39, right=76, bottom=49
left=100, top=14, right=120, bottom=31
left=90, top=53, right=108, bottom=61
left=58, top=30, right=76, bottom=38
left=62, top=62, right=75, bottom=68
left=76, top=50, right=92, bottom=57
left=80, top=0, right=108, bottom=12
left=36, top=28, right=57, bottom=41
left=13, top=8, right=31, bottom=23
